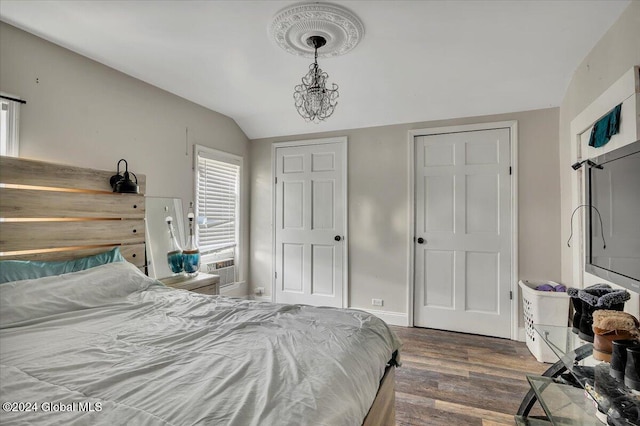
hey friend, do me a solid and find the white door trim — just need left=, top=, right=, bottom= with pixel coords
left=407, top=121, right=519, bottom=340
left=271, top=136, right=349, bottom=308
left=569, top=67, right=639, bottom=290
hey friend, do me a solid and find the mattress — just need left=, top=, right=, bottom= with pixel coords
left=0, top=262, right=400, bottom=425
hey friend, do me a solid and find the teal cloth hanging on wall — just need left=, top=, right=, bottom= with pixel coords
left=588, top=103, right=622, bottom=148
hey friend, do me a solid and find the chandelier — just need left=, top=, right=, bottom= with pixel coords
left=293, top=36, right=339, bottom=122
left=270, top=2, right=364, bottom=123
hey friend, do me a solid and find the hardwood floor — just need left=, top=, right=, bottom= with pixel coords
left=391, top=326, right=549, bottom=425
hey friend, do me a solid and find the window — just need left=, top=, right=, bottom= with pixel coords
left=194, top=146, right=242, bottom=271
left=0, top=95, right=21, bottom=157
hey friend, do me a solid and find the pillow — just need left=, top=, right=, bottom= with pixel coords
left=0, top=247, right=125, bottom=284
left=0, top=261, right=155, bottom=326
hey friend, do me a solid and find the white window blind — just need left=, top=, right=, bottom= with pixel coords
left=195, top=148, right=241, bottom=258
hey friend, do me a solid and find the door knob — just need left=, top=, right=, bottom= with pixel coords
left=335, top=235, right=342, bottom=241
left=417, top=237, right=425, bottom=244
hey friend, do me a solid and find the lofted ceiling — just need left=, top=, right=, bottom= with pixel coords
left=0, top=0, right=630, bottom=140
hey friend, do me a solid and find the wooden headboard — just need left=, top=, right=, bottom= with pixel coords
left=0, top=156, right=146, bottom=268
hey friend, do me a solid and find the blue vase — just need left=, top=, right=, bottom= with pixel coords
left=183, top=250, right=200, bottom=275
left=167, top=250, right=184, bottom=274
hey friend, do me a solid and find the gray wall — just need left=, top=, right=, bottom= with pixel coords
left=0, top=22, right=251, bottom=287
left=6, top=0, right=636, bottom=322
left=250, top=107, right=560, bottom=320
left=559, top=1, right=640, bottom=288
left=558, top=2, right=640, bottom=313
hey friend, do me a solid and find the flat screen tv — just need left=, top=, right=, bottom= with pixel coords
left=585, top=140, right=640, bottom=293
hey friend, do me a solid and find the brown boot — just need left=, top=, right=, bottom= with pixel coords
left=592, top=310, right=639, bottom=362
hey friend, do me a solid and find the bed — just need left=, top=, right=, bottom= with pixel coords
left=0, top=156, right=401, bottom=426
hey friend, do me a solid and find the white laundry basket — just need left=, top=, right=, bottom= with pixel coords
left=519, top=280, right=570, bottom=363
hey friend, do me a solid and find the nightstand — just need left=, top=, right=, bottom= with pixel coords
left=160, top=273, right=220, bottom=295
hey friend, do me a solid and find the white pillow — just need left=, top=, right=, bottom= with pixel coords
left=0, top=262, right=157, bottom=327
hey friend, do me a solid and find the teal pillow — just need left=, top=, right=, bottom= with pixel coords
left=0, top=247, right=125, bottom=284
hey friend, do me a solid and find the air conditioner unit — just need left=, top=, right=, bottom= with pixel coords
left=205, top=258, right=235, bottom=286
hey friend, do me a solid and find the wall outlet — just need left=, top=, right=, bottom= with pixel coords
left=255, top=287, right=265, bottom=296
left=371, top=298, right=383, bottom=307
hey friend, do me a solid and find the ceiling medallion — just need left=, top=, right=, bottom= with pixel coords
left=269, top=2, right=364, bottom=58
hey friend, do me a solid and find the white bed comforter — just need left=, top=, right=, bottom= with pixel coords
left=0, top=262, right=400, bottom=426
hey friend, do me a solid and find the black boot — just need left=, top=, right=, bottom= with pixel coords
left=567, top=288, right=582, bottom=334
left=577, top=286, right=630, bottom=342
left=568, top=284, right=612, bottom=335
left=610, top=339, right=638, bottom=381
left=578, top=300, right=598, bottom=342
left=624, top=344, right=640, bottom=391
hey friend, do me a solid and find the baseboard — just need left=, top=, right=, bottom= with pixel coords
left=220, top=281, right=248, bottom=298
left=357, top=308, right=409, bottom=326
left=241, top=296, right=409, bottom=326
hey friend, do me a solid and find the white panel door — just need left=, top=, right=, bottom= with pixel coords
left=275, top=141, right=345, bottom=307
left=414, top=129, right=512, bottom=338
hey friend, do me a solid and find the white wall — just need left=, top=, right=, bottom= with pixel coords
left=250, top=107, right=560, bottom=326
left=558, top=1, right=640, bottom=313
left=0, top=22, right=251, bottom=284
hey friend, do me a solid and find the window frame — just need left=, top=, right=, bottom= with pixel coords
left=193, top=145, right=243, bottom=271
left=0, top=94, right=21, bottom=157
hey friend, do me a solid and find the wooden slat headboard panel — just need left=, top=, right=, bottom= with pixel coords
left=1, top=188, right=144, bottom=219
left=0, top=156, right=146, bottom=192
left=0, top=156, right=146, bottom=268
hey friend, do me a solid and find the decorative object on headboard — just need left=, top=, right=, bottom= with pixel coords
left=109, top=158, right=139, bottom=194
left=0, top=156, right=146, bottom=267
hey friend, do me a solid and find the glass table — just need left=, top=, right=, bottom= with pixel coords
left=516, top=325, right=640, bottom=425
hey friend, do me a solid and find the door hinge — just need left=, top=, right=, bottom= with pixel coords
left=510, top=290, right=513, bottom=300
left=509, top=166, right=512, bottom=175
left=275, top=177, right=278, bottom=184
left=275, top=271, right=278, bottom=279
